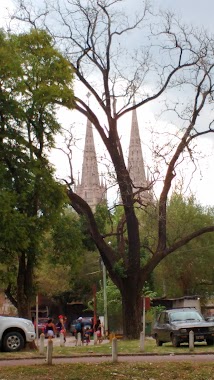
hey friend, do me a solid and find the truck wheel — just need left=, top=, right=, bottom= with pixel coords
left=3, top=332, right=25, bottom=352
left=155, top=335, right=163, bottom=346
left=171, top=334, right=180, bottom=347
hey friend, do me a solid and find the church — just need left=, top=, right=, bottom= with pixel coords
left=75, top=105, right=152, bottom=210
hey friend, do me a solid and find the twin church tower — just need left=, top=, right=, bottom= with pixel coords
left=75, top=105, right=152, bottom=210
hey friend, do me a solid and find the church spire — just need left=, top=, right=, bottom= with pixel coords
left=128, top=102, right=150, bottom=203
left=75, top=116, right=106, bottom=210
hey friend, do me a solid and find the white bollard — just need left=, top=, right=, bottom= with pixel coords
left=60, top=332, right=65, bottom=347
left=46, top=338, right=53, bottom=365
left=94, top=331, right=98, bottom=345
left=39, top=333, right=45, bottom=355
left=77, top=332, right=82, bottom=346
left=112, top=337, right=118, bottom=363
left=189, top=330, right=194, bottom=352
left=140, top=331, right=145, bottom=352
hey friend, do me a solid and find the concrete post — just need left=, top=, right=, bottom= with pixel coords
left=46, top=338, right=53, bottom=365
left=60, top=332, right=65, bottom=347
left=189, top=330, right=194, bottom=352
left=39, top=333, right=45, bottom=355
left=112, top=337, right=118, bottom=363
left=140, top=331, right=145, bottom=352
left=94, top=331, right=98, bottom=345
left=77, top=332, right=82, bottom=346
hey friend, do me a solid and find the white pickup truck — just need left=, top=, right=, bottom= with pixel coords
left=0, top=315, right=36, bottom=352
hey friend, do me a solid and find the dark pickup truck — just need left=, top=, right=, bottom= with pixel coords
left=152, top=308, right=214, bottom=347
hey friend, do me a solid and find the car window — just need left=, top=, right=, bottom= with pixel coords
left=170, top=311, right=203, bottom=322
left=159, top=312, right=166, bottom=324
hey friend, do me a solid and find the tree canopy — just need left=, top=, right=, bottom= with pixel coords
left=0, top=28, right=74, bottom=317
left=154, top=194, right=214, bottom=297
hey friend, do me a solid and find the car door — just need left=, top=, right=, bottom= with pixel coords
left=163, top=312, right=172, bottom=342
left=155, top=312, right=167, bottom=341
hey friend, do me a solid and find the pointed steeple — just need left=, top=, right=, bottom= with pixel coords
left=128, top=102, right=151, bottom=203
left=81, top=118, right=100, bottom=187
left=75, top=117, right=106, bottom=210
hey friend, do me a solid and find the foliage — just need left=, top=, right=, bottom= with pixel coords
left=36, top=208, right=102, bottom=302
left=145, top=305, right=166, bottom=324
left=0, top=29, right=74, bottom=316
left=94, top=278, right=122, bottom=317
left=154, top=194, right=214, bottom=297
left=80, top=203, right=110, bottom=251
left=94, top=277, right=156, bottom=326
left=50, top=211, right=83, bottom=266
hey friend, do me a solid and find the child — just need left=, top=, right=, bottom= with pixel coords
left=84, top=327, right=90, bottom=345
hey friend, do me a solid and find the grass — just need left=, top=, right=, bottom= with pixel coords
left=0, top=362, right=214, bottom=379
left=1, top=339, right=214, bottom=379
left=0, top=337, right=214, bottom=359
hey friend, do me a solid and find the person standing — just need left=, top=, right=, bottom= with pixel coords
left=56, top=315, right=66, bottom=342
left=84, top=327, right=91, bottom=345
left=75, top=317, right=84, bottom=344
left=45, top=318, right=57, bottom=338
left=94, top=318, right=102, bottom=343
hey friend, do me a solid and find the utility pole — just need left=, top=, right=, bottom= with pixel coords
left=36, top=294, right=39, bottom=346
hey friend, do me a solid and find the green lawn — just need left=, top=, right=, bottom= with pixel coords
left=0, top=337, right=214, bottom=359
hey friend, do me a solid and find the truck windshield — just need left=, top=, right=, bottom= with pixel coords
left=170, top=311, right=203, bottom=322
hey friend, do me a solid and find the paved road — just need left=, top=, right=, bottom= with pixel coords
left=0, top=354, right=214, bottom=366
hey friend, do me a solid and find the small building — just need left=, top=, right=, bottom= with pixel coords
left=151, top=295, right=201, bottom=312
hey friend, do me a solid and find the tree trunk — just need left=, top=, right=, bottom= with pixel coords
left=17, top=252, right=33, bottom=319
left=121, top=282, right=142, bottom=339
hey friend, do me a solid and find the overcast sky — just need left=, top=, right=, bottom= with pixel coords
left=155, top=0, right=214, bottom=30
left=1, top=0, right=214, bottom=207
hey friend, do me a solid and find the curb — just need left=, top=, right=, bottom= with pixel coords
left=1, top=351, right=214, bottom=361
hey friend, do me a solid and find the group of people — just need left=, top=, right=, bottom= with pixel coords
left=44, top=315, right=103, bottom=345
left=75, top=316, right=103, bottom=345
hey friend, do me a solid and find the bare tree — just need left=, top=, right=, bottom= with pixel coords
left=12, top=0, right=214, bottom=338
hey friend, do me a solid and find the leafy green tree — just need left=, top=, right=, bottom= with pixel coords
left=36, top=208, right=102, bottom=306
left=154, top=194, right=214, bottom=297
left=0, top=29, right=74, bottom=317
left=94, top=278, right=122, bottom=332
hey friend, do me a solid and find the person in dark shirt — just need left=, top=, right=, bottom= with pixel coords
left=75, top=317, right=84, bottom=344
left=45, top=318, right=57, bottom=338
left=84, top=327, right=91, bottom=345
